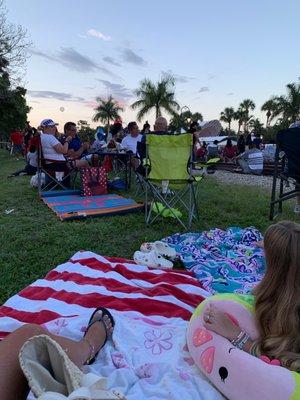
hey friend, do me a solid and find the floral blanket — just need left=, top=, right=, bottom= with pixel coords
left=164, top=227, right=265, bottom=294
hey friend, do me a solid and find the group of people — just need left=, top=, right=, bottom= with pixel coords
left=195, top=135, right=265, bottom=175
left=0, top=220, right=300, bottom=400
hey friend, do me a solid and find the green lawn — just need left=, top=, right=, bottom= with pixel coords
left=0, top=149, right=295, bottom=304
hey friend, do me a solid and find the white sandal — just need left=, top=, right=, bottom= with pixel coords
left=140, top=241, right=176, bottom=259
left=133, top=250, right=173, bottom=270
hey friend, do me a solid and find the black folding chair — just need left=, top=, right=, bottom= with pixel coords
left=37, top=137, right=78, bottom=194
left=269, top=127, right=300, bottom=220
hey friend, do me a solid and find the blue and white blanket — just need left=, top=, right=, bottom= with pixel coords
left=164, top=227, right=265, bottom=295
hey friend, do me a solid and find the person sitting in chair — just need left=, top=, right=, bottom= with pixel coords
left=207, top=140, right=220, bottom=159
left=62, top=122, right=91, bottom=167
left=121, top=122, right=142, bottom=154
left=40, top=119, right=86, bottom=175
left=153, top=116, right=168, bottom=135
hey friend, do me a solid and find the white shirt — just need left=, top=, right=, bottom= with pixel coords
left=121, top=134, right=142, bottom=154
left=27, top=151, right=38, bottom=167
left=41, top=133, right=65, bottom=161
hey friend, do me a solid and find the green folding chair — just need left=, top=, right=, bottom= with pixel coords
left=144, top=133, right=201, bottom=229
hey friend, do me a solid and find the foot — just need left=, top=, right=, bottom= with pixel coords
left=83, top=310, right=114, bottom=363
left=203, top=303, right=240, bottom=342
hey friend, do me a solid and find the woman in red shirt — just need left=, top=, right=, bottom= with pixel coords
left=222, top=138, right=237, bottom=162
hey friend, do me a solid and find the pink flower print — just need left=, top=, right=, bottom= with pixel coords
left=112, top=352, right=129, bottom=369
left=144, top=329, right=173, bottom=355
left=52, top=319, right=68, bottom=335
left=183, top=356, right=195, bottom=366
left=176, top=368, right=191, bottom=381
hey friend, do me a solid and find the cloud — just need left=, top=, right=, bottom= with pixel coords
left=29, top=49, right=56, bottom=62
left=199, top=86, right=209, bottom=93
left=97, top=79, right=133, bottom=100
left=121, top=48, right=146, bottom=66
left=162, top=69, right=194, bottom=83
left=103, top=56, right=121, bottom=67
left=28, top=90, right=85, bottom=102
left=87, top=29, right=112, bottom=41
left=30, top=47, right=120, bottom=79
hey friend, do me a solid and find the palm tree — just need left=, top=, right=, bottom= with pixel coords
left=261, top=98, right=278, bottom=127
left=93, top=95, right=123, bottom=134
left=239, top=99, right=255, bottom=132
left=249, top=118, right=264, bottom=134
left=220, top=107, right=235, bottom=131
left=234, top=109, right=247, bottom=133
left=273, top=82, right=300, bottom=123
left=131, top=76, right=180, bottom=121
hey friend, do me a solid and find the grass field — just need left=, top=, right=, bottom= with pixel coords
left=0, top=149, right=296, bottom=304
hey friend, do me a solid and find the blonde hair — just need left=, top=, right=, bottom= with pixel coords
left=253, top=221, right=300, bottom=372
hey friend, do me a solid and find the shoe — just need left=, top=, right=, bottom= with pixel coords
left=140, top=241, right=176, bottom=259
left=83, top=307, right=115, bottom=365
left=294, top=205, right=300, bottom=214
left=133, top=250, right=173, bottom=270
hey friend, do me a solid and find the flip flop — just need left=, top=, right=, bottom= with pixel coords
left=84, top=307, right=115, bottom=365
left=133, top=250, right=173, bottom=270
left=140, top=241, right=176, bottom=259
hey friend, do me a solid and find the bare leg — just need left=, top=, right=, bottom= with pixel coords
left=74, top=159, right=89, bottom=168
left=0, top=313, right=113, bottom=400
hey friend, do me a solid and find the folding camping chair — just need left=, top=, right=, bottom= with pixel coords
left=143, top=133, right=201, bottom=229
left=269, top=127, right=300, bottom=220
left=37, top=137, right=78, bottom=194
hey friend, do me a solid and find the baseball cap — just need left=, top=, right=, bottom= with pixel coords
left=40, top=119, right=59, bottom=127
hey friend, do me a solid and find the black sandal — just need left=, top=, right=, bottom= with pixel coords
left=83, top=307, right=115, bottom=365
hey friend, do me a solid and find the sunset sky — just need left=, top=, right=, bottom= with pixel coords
left=6, top=0, right=300, bottom=130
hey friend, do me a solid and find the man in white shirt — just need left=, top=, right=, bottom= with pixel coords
left=121, top=122, right=142, bottom=154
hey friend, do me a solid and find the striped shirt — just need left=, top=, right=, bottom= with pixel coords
left=242, top=149, right=263, bottom=171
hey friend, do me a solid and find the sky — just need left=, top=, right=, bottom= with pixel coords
left=5, top=0, right=300, bottom=130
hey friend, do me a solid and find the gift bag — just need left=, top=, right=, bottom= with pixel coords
left=81, top=167, right=107, bottom=196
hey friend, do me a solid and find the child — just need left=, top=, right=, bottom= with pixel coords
left=8, top=145, right=38, bottom=177
left=203, top=221, right=300, bottom=372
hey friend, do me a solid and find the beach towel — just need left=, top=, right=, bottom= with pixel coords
left=0, top=251, right=223, bottom=400
left=163, top=227, right=265, bottom=294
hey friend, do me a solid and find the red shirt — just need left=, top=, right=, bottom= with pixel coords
left=10, top=131, right=23, bottom=145
left=223, top=145, right=237, bottom=158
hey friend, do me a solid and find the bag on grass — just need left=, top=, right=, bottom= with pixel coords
left=80, top=167, right=107, bottom=196
left=19, top=334, right=126, bottom=399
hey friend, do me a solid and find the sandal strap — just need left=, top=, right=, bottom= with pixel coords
left=83, top=337, right=95, bottom=364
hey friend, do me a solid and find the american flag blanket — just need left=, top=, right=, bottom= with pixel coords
left=0, top=251, right=223, bottom=400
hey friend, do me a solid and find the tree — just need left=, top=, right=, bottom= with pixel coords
left=272, top=82, right=300, bottom=123
left=261, top=98, right=278, bottom=127
left=131, top=76, right=180, bottom=121
left=248, top=118, right=264, bottom=134
left=169, top=110, right=203, bottom=133
left=77, top=120, right=96, bottom=142
left=234, top=109, right=247, bottom=133
left=0, top=1, right=30, bottom=137
left=0, top=0, right=31, bottom=81
left=93, top=96, right=123, bottom=134
left=220, top=107, right=235, bottom=131
left=0, top=78, right=30, bottom=139
left=239, top=99, right=255, bottom=132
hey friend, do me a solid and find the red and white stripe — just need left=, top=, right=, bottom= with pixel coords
left=0, top=251, right=209, bottom=339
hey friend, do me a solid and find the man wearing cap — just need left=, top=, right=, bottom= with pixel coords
left=40, top=119, right=88, bottom=168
